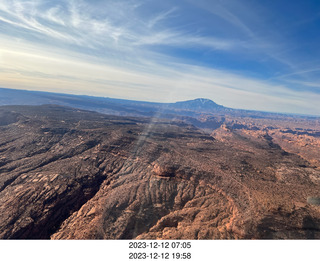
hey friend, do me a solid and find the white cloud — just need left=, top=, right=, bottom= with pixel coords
left=44, top=6, right=66, bottom=26
left=0, top=0, right=319, bottom=115
left=1, top=37, right=319, bottom=115
left=147, top=7, right=178, bottom=28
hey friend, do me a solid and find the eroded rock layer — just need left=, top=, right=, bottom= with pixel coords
left=0, top=105, right=319, bottom=239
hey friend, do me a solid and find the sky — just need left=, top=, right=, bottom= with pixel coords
left=0, top=0, right=320, bottom=115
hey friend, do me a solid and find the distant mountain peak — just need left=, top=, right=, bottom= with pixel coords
left=171, top=98, right=223, bottom=111
left=193, top=98, right=217, bottom=104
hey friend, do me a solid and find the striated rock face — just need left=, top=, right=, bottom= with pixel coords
left=0, top=105, right=320, bottom=239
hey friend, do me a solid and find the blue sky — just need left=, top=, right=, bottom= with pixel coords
left=0, top=0, right=320, bottom=115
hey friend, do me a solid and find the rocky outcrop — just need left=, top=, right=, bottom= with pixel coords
left=0, top=105, right=319, bottom=239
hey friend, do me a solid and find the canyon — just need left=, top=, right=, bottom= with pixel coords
left=0, top=99, right=319, bottom=239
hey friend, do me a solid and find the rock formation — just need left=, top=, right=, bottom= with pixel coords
left=0, top=105, right=319, bottom=239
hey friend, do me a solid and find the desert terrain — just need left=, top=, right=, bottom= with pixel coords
left=0, top=95, right=319, bottom=239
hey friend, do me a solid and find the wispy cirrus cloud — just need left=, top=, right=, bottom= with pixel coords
left=0, top=0, right=320, bottom=115
left=147, top=7, right=178, bottom=29
left=0, top=0, right=245, bottom=51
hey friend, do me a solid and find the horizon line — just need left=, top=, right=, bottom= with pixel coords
left=1, top=86, right=319, bottom=118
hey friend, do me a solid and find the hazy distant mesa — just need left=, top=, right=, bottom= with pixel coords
left=0, top=88, right=319, bottom=239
